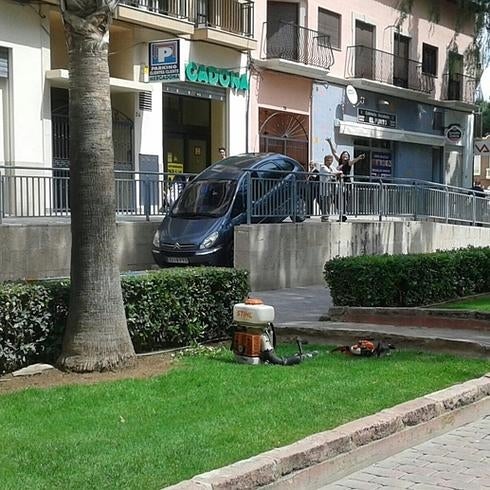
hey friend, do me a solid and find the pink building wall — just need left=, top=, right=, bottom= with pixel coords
left=249, top=71, right=311, bottom=153
left=249, top=0, right=476, bottom=151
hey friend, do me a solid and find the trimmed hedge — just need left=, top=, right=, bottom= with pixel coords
left=324, top=247, right=490, bottom=307
left=0, top=268, right=249, bottom=374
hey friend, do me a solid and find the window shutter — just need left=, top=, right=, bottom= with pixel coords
left=318, top=9, right=340, bottom=49
left=0, top=47, right=8, bottom=78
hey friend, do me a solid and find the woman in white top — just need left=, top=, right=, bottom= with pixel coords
left=317, top=155, right=342, bottom=221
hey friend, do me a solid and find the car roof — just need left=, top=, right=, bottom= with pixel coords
left=195, top=153, right=299, bottom=180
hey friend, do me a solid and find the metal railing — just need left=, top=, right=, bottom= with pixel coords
left=2, top=167, right=490, bottom=228
left=345, top=45, right=435, bottom=94
left=196, top=0, right=254, bottom=37
left=442, top=73, right=476, bottom=104
left=119, top=0, right=254, bottom=36
left=242, top=170, right=490, bottom=227
left=261, top=21, right=335, bottom=70
left=119, top=0, right=188, bottom=18
left=0, top=166, right=197, bottom=222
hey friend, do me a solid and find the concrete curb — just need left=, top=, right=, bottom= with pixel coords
left=276, top=323, right=490, bottom=358
left=165, top=374, right=490, bottom=489
left=325, top=306, right=490, bottom=331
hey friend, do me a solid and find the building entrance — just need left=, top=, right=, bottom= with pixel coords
left=353, top=138, right=393, bottom=178
left=163, top=91, right=225, bottom=174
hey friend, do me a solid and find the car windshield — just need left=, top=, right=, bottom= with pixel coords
left=171, top=179, right=237, bottom=218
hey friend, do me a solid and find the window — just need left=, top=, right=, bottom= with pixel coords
left=433, top=110, right=444, bottom=131
left=393, top=33, right=410, bottom=88
left=275, top=159, right=294, bottom=171
left=422, top=43, right=438, bottom=76
left=318, top=8, right=340, bottom=49
left=474, top=155, right=481, bottom=176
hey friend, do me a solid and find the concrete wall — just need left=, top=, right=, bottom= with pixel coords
left=0, top=221, right=159, bottom=281
left=235, top=221, right=490, bottom=291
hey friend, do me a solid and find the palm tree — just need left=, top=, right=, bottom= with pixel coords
left=57, top=0, right=135, bottom=371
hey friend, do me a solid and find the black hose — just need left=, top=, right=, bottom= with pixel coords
left=261, top=350, right=303, bottom=366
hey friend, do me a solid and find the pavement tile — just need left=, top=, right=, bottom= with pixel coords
left=362, top=466, right=409, bottom=480
left=326, top=478, right=381, bottom=490
left=400, top=473, right=443, bottom=485
left=327, top=418, right=490, bottom=490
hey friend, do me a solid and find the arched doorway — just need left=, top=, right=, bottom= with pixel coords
left=259, top=108, right=309, bottom=168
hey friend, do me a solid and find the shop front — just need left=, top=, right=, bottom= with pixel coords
left=310, top=82, right=474, bottom=185
left=149, top=39, right=249, bottom=174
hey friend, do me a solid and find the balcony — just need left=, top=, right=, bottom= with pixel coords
left=345, top=45, right=435, bottom=95
left=442, top=73, right=476, bottom=105
left=117, top=0, right=256, bottom=49
left=258, top=21, right=334, bottom=79
left=117, top=0, right=195, bottom=34
left=193, top=0, right=256, bottom=50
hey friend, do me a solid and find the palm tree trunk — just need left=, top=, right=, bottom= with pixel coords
left=58, top=0, right=135, bottom=371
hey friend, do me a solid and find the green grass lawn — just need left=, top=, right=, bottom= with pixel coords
left=442, top=295, right=490, bottom=311
left=0, top=345, right=488, bottom=490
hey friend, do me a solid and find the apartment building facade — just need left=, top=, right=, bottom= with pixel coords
left=249, top=0, right=478, bottom=187
left=0, top=0, right=255, bottom=179
left=0, top=0, right=479, bottom=193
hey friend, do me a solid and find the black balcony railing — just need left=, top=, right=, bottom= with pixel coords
left=345, top=45, right=435, bottom=94
left=195, top=0, right=254, bottom=37
left=261, top=21, right=334, bottom=70
left=442, top=73, right=476, bottom=104
left=119, top=0, right=188, bottom=18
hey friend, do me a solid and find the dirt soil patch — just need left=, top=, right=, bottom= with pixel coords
left=0, top=352, right=176, bottom=395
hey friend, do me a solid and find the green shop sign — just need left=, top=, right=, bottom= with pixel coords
left=185, top=61, right=249, bottom=91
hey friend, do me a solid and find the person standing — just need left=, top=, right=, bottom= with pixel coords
left=319, top=155, right=342, bottom=221
left=308, top=156, right=341, bottom=221
left=326, top=138, right=365, bottom=221
left=306, top=161, right=320, bottom=217
left=218, top=147, right=227, bottom=160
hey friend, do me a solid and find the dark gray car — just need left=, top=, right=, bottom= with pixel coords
left=152, top=153, right=306, bottom=267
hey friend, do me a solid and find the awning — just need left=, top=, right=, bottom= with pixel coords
left=337, top=120, right=448, bottom=147
left=46, top=69, right=153, bottom=93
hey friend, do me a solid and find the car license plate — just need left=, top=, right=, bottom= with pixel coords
left=166, top=257, right=189, bottom=264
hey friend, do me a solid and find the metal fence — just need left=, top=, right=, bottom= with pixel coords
left=345, top=45, right=435, bottom=94
left=441, top=73, right=476, bottom=104
left=261, top=21, right=335, bottom=70
left=242, top=171, right=490, bottom=227
left=1, top=167, right=490, bottom=228
left=119, top=0, right=254, bottom=36
left=0, top=166, right=196, bottom=222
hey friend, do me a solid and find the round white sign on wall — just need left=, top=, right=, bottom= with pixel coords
left=446, top=124, right=463, bottom=143
left=345, top=85, right=359, bottom=106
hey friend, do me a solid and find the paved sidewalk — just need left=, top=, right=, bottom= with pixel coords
left=250, top=287, right=490, bottom=354
left=321, top=416, right=490, bottom=490
left=252, top=285, right=332, bottom=324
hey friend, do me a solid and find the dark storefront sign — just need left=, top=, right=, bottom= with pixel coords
left=149, top=39, right=180, bottom=82
left=358, top=108, right=397, bottom=128
left=371, top=152, right=392, bottom=178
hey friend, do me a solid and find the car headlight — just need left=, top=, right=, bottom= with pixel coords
left=200, top=231, right=219, bottom=249
left=152, top=229, right=161, bottom=248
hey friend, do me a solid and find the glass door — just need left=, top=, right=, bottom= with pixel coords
left=393, top=33, right=410, bottom=88
left=355, top=21, right=375, bottom=79
left=267, top=2, right=299, bottom=61
left=186, top=138, right=208, bottom=174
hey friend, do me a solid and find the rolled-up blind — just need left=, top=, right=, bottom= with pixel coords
left=0, top=47, right=8, bottom=78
